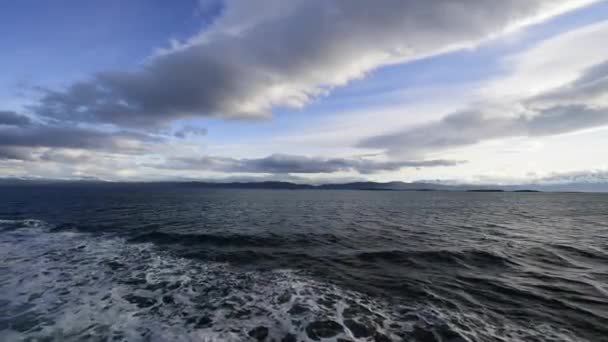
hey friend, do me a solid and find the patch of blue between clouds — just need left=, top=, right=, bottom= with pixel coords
left=0, top=0, right=209, bottom=93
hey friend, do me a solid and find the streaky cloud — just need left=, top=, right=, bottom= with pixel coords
left=162, top=154, right=465, bottom=174
left=28, top=0, right=594, bottom=128
left=360, top=59, right=608, bottom=157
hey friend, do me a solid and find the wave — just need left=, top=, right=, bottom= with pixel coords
left=0, top=219, right=598, bottom=341
left=354, top=248, right=516, bottom=269
left=129, top=231, right=286, bottom=247
left=0, top=218, right=47, bottom=231
left=128, top=230, right=344, bottom=249
left=0, top=219, right=478, bottom=342
left=550, top=243, right=608, bottom=263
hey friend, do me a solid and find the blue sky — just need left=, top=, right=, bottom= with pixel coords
left=1, top=1, right=608, bottom=184
left=1, top=1, right=202, bottom=93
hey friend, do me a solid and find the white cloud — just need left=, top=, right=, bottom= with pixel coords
left=359, top=19, right=608, bottom=160
left=2, top=1, right=605, bottom=183
left=360, top=62, right=608, bottom=158
left=30, top=0, right=596, bottom=128
left=482, top=19, right=608, bottom=99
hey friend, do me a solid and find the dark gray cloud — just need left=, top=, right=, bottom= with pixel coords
left=27, top=0, right=579, bottom=128
left=0, top=147, right=34, bottom=161
left=0, top=121, right=160, bottom=162
left=0, top=111, right=31, bottom=127
left=0, top=124, right=153, bottom=150
left=360, top=59, right=608, bottom=157
left=163, top=154, right=464, bottom=174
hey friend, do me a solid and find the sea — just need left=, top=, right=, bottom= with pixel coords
left=1, top=184, right=607, bottom=342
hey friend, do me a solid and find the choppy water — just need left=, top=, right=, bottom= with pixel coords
left=1, top=185, right=607, bottom=341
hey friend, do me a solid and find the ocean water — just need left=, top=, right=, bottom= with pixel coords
left=1, top=185, right=607, bottom=342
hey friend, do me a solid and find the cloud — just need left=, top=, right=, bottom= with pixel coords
left=174, top=126, right=208, bottom=138
left=0, top=111, right=31, bottom=127
left=0, top=124, right=153, bottom=151
left=162, top=154, right=464, bottom=174
left=537, top=169, right=608, bottom=184
left=482, top=20, right=608, bottom=99
left=528, top=60, right=608, bottom=108
left=1, top=1, right=602, bottom=182
left=0, top=120, right=160, bottom=162
left=28, top=0, right=593, bottom=128
left=38, top=150, right=93, bottom=164
left=360, top=58, right=608, bottom=157
left=0, top=147, right=34, bottom=161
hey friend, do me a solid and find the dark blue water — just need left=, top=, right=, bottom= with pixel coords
left=1, top=184, right=607, bottom=341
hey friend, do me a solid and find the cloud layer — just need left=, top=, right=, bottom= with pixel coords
left=28, top=0, right=593, bottom=128
left=360, top=58, right=608, bottom=157
left=161, top=154, right=464, bottom=174
left=0, top=123, right=156, bottom=161
left=1, top=1, right=603, bottom=181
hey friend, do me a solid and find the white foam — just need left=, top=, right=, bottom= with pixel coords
left=0, top=220, right=409, bottom=341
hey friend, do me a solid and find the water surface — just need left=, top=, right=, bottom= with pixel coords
left=1, top=185, right=607, bottom=341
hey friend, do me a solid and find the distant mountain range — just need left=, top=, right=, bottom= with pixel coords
left=1, top=178, right=607, bottom=192
left=179, top=181, right=460, bottom=190
left=181, top=181, right=608, bottom=192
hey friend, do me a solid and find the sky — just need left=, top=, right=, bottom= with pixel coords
left=1, top=0, right=608, bottom=185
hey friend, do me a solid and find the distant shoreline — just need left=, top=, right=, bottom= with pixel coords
left=8, top=178, right=599, bottom=193
left=1, top=178, right=605, bottom=192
